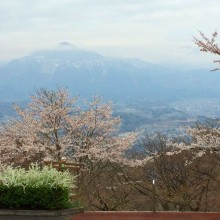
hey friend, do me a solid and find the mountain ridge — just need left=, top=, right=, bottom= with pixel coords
left=0, top=46, right=219, bottom=103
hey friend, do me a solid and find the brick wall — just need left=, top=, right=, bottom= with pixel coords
left=72, top=211, right=220, bottom=220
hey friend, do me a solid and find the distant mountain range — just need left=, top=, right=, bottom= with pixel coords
left=0, top=44, right=220, bottom=103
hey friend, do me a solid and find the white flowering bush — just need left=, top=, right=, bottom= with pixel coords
left=0, top=164, right=76, bottom=209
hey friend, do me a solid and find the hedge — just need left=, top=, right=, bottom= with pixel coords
left=0, top=164, right=76, bottom=210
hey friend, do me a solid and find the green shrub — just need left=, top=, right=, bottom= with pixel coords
left=0, top=164, right=76, bottom=209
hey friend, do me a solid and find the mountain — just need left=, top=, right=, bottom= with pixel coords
left=0, top=44, right=220, bottom=103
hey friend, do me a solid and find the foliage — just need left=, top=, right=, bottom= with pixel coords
left=2, top=87, right=220, bottom=211
left=76, top=31, right=220, bottom=211
left=0, top=88, right=137, bottom=211
left=0, top=164, right=76, bottom=209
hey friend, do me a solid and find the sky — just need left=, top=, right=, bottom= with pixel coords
left=0, top=0, right=220, bottom=69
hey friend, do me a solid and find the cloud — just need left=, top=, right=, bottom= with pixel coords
left=0, top=0, right=219, bottom=68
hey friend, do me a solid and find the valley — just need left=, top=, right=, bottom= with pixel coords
left=0, top=46, right=220, bottom=134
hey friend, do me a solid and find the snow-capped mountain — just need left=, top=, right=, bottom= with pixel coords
left=0, top=44, right=220, bottom=102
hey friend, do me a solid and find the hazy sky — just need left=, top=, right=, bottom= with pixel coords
left=0, top=0, right=220, bottom=68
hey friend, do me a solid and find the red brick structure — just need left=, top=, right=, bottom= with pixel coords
left=72, top=211, right=220, bottom=220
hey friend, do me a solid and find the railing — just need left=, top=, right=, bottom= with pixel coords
left=44, top=160, right=83, bottom=175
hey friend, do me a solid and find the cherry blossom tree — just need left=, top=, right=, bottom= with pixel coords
left=159, top=31, right=220, bottom=209
left=194, top=31, right=220, bottom=71
left=171, top=31, right=220, bottom=156
left=0, top=88, right=136, bottom=167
